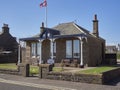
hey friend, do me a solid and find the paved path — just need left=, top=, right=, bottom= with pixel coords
left=0, top=74, right=120, bottom=90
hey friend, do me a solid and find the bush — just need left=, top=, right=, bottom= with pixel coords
left=117, top=52, right=120, bottom=59
left=30, top=66, right=39, bottom=75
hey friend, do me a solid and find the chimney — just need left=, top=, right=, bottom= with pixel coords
left=40, top=22, right=45, bottom=34
left=2, top=24, right=9, bottom=33
left=93, top=14, right=99, bottom=37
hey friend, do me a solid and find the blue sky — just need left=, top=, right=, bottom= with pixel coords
left=0, top=0, right=120, bottom=45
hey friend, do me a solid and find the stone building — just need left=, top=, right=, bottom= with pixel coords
left=20, top=15, right=105, bottom=67
left=106, top=45, right=117, bottom=53
left=0, top=24, right=18, bottom=63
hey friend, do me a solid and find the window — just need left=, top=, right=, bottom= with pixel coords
left=66, top=40, right=80, bottom=58
left=31, top=43, right=36, bottom=57
left=66, top=40, right=72, bottom=58
left=53, top=42, right=56, bottom=56
left=37, top=43, right=40, bottom=57
left=73, top=40, right=80, bottom=58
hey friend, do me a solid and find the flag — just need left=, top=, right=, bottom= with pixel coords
left=40, top=0, right=47, bottom=7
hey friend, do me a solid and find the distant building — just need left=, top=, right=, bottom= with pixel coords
left=106, top=45, right=118, bottom=53
left=0, top=24, right=18, bottom=63
left=20, top=15, right=105, bottom=67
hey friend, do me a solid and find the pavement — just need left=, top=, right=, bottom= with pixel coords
left=0, top=74, right=120, bottom=90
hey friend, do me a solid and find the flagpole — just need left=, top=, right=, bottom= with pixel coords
left=45, top=0, right=47, bottom=27
left=40, top=0, right=47, bottom=27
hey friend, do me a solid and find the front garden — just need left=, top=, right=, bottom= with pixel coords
left=0, top=63, right=120, bottom=84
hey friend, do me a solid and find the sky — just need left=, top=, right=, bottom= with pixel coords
left=0, top=0, right=120, bottom=45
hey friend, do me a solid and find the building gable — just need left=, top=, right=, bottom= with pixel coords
left=53, top=22, right=89, bottom=35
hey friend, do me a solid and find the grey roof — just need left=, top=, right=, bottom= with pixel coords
left=33, top=22, right=91, bottom=37
left=53, top=22, right=90, bottom=35
left=20, top=22, right=100, bottom=41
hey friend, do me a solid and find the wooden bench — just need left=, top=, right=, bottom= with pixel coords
left=61, top=59, right=71, bottom=67
left=61, top=59, right=79, bottom=67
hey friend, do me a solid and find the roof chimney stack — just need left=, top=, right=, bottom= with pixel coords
left=93, top=14, right=99, bottom=37
left=2, top=24, right=9, bottom=34
left=40, top=22, right=45, bottom=35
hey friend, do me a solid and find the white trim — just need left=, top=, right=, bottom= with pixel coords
left=50, top=39, right=55, bottom=60
left=18, top=43, right=21, bottom=65
left=73, top=23, right=86, bottom=34
left=38, top=40, right=44, bottom=64
left=80, top=41, right=83, bottom=66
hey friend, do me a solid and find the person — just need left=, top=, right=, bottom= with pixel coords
left=47, top=58, right=54, bottom=67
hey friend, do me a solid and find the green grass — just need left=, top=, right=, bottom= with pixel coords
left=0, top=63, right=17, bottom=70
left=79, top=66, right=117, bottom=74
left=0, top=64, right=39, bottom=75
left=52, top=67, right=64, bottom=72
left=30, top=65, right=39, bottom=75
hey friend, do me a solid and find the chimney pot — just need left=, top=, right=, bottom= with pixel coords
left=2, top=23, right=9, bottom=33
left=42, top=22, right=44, bottom=27
left=94, top=14, right=97, bottom=20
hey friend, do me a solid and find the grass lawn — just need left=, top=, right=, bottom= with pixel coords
left=0, top=64, right=39, bottom=75
left=52, top=67, right=64, bottom=72
left=79, top=66, right=117, bottom=74
left=0, top=63, right=17, bottom=70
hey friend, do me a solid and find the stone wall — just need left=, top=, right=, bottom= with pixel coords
left=102, top=68, right=120, bottom=84
left=39, top=65, right=120, bottom=84
left=42, top=40, right=50, bottom=63
left=56, top=38, right=66, bottom=63
left=0, top=63, right=29, bottom=77
left=46, top=72, right=103, bottom=84
left=87, top=36, right=105, bottom=66
left=0, top=69, right=20, bottom=75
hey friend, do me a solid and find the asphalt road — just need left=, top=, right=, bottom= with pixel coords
left=0, top=82, right=51, bottom=90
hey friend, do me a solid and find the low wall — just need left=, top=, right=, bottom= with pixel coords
left=46, top=72, right=103, bottom=84
left=102, top=68, right=120, bottom=84
left=0, top=63, right=29, bottom=77
left=39, top=65, right=120, bottom=84
left=0, top=69, right=20, bottom=75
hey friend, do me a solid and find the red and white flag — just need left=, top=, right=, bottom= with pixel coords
left=40, top=0, right=47, bottom=7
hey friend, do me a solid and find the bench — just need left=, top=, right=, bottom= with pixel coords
left=61, top=59, right=79, bottom=67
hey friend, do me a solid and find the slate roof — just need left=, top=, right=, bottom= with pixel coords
left=53, top=22, right=90, bottom=35
left=20, top=22, right=101, bottom=41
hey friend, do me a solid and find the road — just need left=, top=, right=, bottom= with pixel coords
left=0, top=82, right=50, bottom=90
left=0, top=74, right=120, bottom=90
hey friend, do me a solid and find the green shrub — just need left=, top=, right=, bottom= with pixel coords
left=30, top=66, right=39, bottom=75
left=117, top=52, right=120, bottom=59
